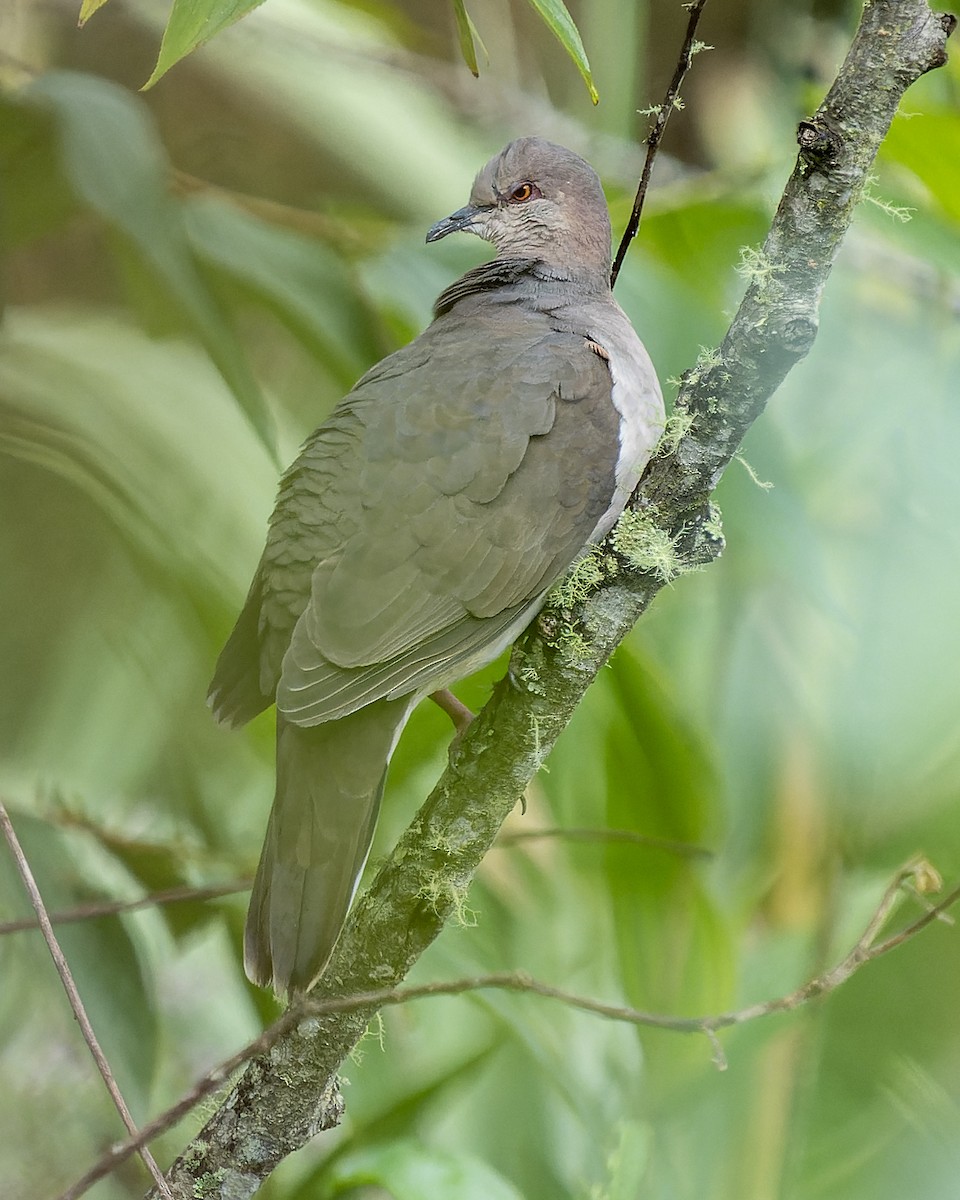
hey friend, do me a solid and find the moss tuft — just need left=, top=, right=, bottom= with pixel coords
left=657, top=405, right=694, bottom=456
left=192, top=1170, right=226, bottom=1199
left=735, top=245, right=785, bottom=299
left=547, top=546, right=606, bottom=610
left=703, top=503, right=724, bottom=542
left=735, top=453, right=774, bottom=491
left=417, top=875, right=477, bottom=927
left=609, top=508, right=681, bottom=582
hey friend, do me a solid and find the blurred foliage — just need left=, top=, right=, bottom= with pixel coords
left=79, top=0, right=596, bottom=98
left=1, top=0, right=959, bottom=1198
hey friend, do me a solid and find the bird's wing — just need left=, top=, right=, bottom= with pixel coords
left=218, top=305, right=627, bottom=728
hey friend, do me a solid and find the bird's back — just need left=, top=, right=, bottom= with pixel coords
left=208, top=265, right=658, bottom=730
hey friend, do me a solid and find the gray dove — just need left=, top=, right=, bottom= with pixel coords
left=208, top=137, right=665, bottom=995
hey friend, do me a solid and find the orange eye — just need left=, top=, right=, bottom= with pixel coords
left=508, top=182, right=538, bottom=203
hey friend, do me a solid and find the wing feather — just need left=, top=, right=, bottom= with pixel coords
left=211, top=297, right=625, bottom=730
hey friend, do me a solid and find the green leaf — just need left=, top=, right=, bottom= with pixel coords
left=16, top=71, right=275, bottom=455
left=0, top=97, right=77, bottom=246
left=523, top=0, right=597, bottom=104
left=0, top=307, right=276, bottom=832
left=64, top=814, right=223, bottom=939
left=143, top=0, right=267, bottom=89
left=289, top=1047, right=496, bottom=1199
left=600, top=644, right=733, bottom=1083
left=326, top=1140, right=525, bottom=1200
left=77, top=0, right=112, bottom=25
left=878, top=109, right=960, bottom=223
left=603, top=1121, right=651, bottom=1200
left=452, top=0, right=479, bottom=77
left=636, top=196, right=770, bottom=313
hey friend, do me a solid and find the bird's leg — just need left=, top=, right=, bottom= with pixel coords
left=430, top=688, right=475, bottom=738
left=430, top=688, right=476, bottom=765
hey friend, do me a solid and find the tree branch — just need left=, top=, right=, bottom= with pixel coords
left=131, top=3, right=955, bottom=1196
left=0, top=879, right=250, bottom=936
left=62, top=859, right=959, bottom=1199
left=610, top=0, right=710, bottom=285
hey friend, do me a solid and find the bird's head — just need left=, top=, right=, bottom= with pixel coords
left=426, top=137, right=612, bottom=284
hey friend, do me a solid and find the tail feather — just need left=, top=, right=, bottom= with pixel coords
left=245, top=698, right=413, bottom=995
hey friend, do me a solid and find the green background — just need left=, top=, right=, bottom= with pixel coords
left=1, top=0, right=959, bottom=1197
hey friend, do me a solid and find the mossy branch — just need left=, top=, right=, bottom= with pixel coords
left=140, top=4, right=955, bottom=1197
left=68, top=858, right=958, bottom=1198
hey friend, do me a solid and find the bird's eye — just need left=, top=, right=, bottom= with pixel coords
left=508, top=182, right=539, bottom=203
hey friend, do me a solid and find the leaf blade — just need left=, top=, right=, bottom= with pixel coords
left=18, top=71, right=276, bottom=455
left=452, top=0, right=479, bottom=77
left=328, top=1140, right=525, bottom=1200
left=77, top=0, right=112, bottom=26
left=143, top=0, right=268, bottom=90
left=523, top=0, right=598, bottom=103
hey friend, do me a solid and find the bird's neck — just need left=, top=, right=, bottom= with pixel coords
left=432, top=257, right=610, bottom=320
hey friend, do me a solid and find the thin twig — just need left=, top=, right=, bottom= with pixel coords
left=60, top=861, right=960, bottom=1200
left=610, top=0, right=710, bottom=286
left=0, top=880, right=251, bottom=936
left=497, top=826, right=712, bottom=859
left=57, top=1009, right=307, bottom=1200
left=0, top=831, right=711, bottom=937
left=0, top=802, right=173, bottom=1200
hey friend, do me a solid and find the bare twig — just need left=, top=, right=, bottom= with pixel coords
left=0, top=879, right=251, bottom=936
left=0, top=830, right=710, bottom=940
left=610, top=0, right=710, bottom=285
left=61, top=861, right=960, bottom=1200
left=0, top=802, right=173, bottom=1200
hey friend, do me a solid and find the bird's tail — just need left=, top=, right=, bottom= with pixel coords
left=244, top=697, right=413, bottom=996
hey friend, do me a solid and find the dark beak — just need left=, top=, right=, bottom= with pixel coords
left=425, top=204, right=485, bottom=243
